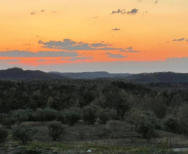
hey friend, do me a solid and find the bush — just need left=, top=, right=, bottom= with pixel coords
left=43, top=108, right=58, bottom=121
left=177, top=104, right=188, bottom=134
left=32, top=108, right=58, bottom=121
left=128, top=110, right=158, bottom=139
left=0, top=127, right=8, bottom=143
left=136, top=119, right=157, bottom=139
left=63, top=107, right=81, bottom=126
left=48, top=121, right=65, bottom=141
left=164, top=116, right=180, bottom=133
left=82, top=105, right=97, bottom=124
left=11, top=109, right=32, bottom=122
left=12, top=125, right=35, bottom=144
left=97, top=108, right=117, bottom=124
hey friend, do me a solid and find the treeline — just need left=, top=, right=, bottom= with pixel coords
left=1, top=80, right=188, bottom=141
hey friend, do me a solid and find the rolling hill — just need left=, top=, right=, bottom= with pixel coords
left=1, top=68, right=188, bottom=83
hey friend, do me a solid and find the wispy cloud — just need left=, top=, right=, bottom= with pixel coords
left=112, top=8, right=139, bottom=15
left=0, top=50, right=78, bottom=57
left=30, top=11, right=36, bottom=15
left=107, top=52, right=126, bottom=58
left=112, top=28, right=120, bottom=31
left=38, top=39, right=136, bottom=52
left=127, top=8, right=139, bottom=15
left=154, top=0, right=159, bottom=4
left=30, top=9, right=55, bottom=15
left=40, top=9, right=45, bottom=13
left=69, top=56, right=93, bottom=61
left=124, top=47, right=138, bottom=52
left=137, top=0, right=159, bottom=4
left=172, top=37, right=188, bottom=42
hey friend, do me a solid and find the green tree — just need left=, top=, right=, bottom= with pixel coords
left=82, top=105, right=97, bottom=124
left=63, top=107, right=81, bottom=126
left=0, top=127, right=8, bottom=143
left=12, top=125, right=34, bottom=144
left=48, top=121, right=65, bottom=141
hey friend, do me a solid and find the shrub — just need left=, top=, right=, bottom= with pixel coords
left=32, top=108, right=58, bottom=121
left=43, top=108, right=58, bottom=121
left=177, top=105, right=188, bottom=134
left=82, top=105, right=97, bottom=124
left=0, top=127, right=8, bottom=143
left=0, top=115, right=15, bottom=128
left=48, top=121, right=65, bottom=141
left=97, top=108, right=117, bottom=124
left=164, top=116, right=180, bottom=133
left=31, top=108, right=44, bottom=121
left=63, top=107, right=81, bottom=126
left=128, top=110, right=158, bottom=139
left=136, top=119, right=157, bottom=139
left=12, top=125, right=34, bottom=144
left=11, top=109, right=32, bottom=122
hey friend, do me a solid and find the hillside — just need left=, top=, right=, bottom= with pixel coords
left=1, top=68, right=188, bottom=83
left=0, top=68, right=62, bottom=80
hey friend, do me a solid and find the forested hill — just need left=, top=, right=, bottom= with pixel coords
left=1, top=68, right=188, bottom=83
left=0, top=68, right=62, bottom=80
left=50, top=71, right=131, bottom=79
left=127, top=72, right=188, bottom=83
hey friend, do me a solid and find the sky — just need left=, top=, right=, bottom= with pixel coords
left=1, top=0, right=188, bottom=73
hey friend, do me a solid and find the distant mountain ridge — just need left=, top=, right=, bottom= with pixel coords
left=50, top=71, right=131, bottom=79
left=1, top=68, right=188, bottom=83
left=0, top=68, right=62, bottom=80
left=126, top=72, right=188, bottom=83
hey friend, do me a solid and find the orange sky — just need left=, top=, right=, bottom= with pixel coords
left=0, top=0, right=188, bottom=71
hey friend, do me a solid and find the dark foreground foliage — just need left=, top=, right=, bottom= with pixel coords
left=0, top=79, right=188, bottom=153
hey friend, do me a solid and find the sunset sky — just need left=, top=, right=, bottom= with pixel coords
left=1, top=0, right=188, bottom=73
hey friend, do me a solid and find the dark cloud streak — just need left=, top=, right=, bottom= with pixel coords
left=39, top=39, right=136, bottom=52
left=112, top=8, right=139, bottom=15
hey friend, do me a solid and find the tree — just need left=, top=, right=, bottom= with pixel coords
left=0, top=127, right=8, bottom=143
left=164, top=116, right=180, bottom=133
left=82, top=105, right=97, bottom=124
left=12, top=125, right=34, bottom=144
left=97, top=108, right=117, bottom=124
left=63, top=107, right=81, bottom=126
left=48, top=121, right=65, bottom=141
left=128, top=110, right=158, bottom=139
left=177, top=104, right=188, bottom=134
left=103, top=86, right=130, bottom=119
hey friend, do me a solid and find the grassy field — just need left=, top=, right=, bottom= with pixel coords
left=1, top=121, right=188, bottom=154
left=0, top=140, right=176, bottom=154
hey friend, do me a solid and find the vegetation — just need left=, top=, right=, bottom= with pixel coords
left=0, top=127, right=8, bottom=143
left=0, top=79, right=188, bottom=153
left=12, top=125, right=34, bottom=144
left=48, top=121, right=65, bottom=141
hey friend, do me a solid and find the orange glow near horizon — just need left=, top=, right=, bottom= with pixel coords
left=1, top=0, right=188, bottom=67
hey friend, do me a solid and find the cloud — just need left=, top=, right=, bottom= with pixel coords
left=112, top=8, right=139, bottom=15
left=173, top=38, right=185, bottom=42
left=127, top=8, right=139, bottom=15
left=0, top=50, right=78, bottom=57
left=38, top=39, right=135, bottom=52
left=69, top=56, right=93, bottom=61
left=30, top=12, right=36, bottom=15
left=91, top=43, right=109, bottom=48
left=112, top=28, right=120, bottom=31
left=137, top=0, right=159, bottom=4
left=124, top=47, right=138, bottom=52
left=112, top=9, right=126, bottom=15
left=154, top=0, right=159, bottom=4
left=107, top=52, right=126, bottom=58
left=172, top=37, right=188, bottom=43
left=30, top=9, right=55, bottom=15
left=40, top=9, right=45, bottom=13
